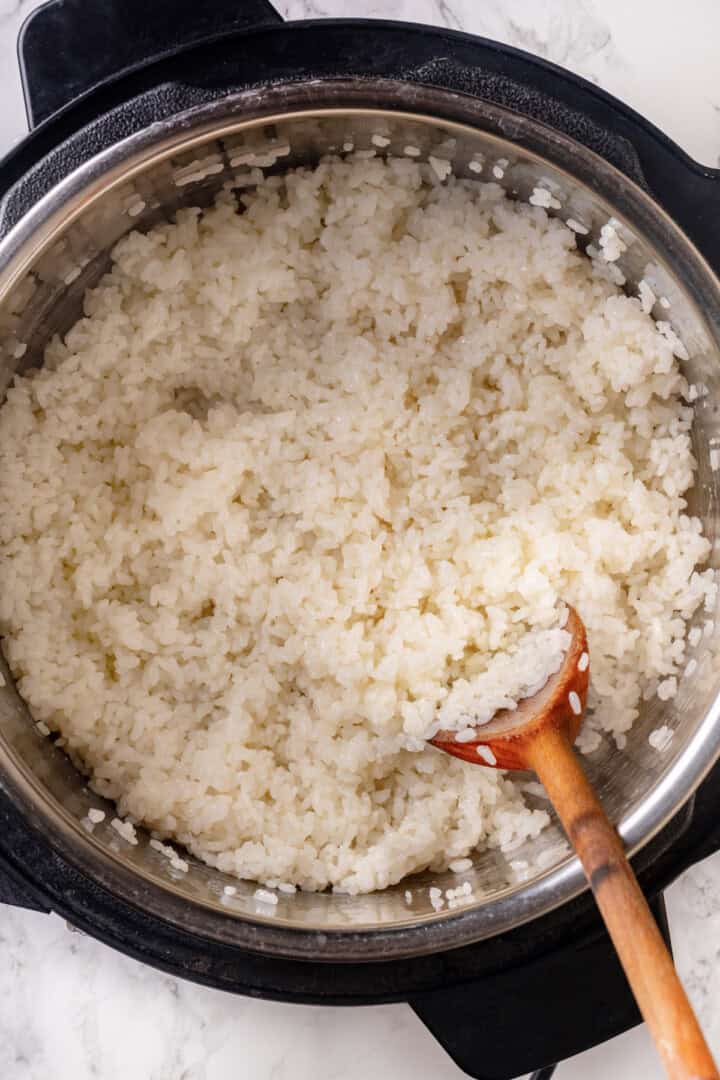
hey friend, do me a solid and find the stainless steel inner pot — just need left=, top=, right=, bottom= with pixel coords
left=0, top=80, right=719, bottom=962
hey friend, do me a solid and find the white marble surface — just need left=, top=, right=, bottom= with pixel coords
left=0, top=2, right=718, bottom=1078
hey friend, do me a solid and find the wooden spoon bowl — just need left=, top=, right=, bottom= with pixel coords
left=431, top=606, right=589, bottom=770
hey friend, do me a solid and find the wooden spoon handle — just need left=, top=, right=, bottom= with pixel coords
left=525, top=725, right=719, bottom=1080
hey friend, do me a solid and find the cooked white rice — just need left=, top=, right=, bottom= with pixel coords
left=0, top=157, right=713, bottom=894
left=648, top=725, right=674, bottom=751
left=425, top=622, right=570, bottom=738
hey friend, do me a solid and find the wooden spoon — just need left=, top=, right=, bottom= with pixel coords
left=431, top=607, right=719, bottom=1080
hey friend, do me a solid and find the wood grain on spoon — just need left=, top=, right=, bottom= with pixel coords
left=431, top=607, right=718, bottom=1080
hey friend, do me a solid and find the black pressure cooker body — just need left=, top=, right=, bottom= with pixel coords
left=0, top=4, right=719, bottom=1080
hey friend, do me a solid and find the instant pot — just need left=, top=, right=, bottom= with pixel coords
left=1, top=3, right=719, bottom=1077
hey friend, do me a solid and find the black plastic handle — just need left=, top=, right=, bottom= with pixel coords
left=410, top=895, right=672, bottom=1080
left=19, top=0, right=283, bottom=129
left=604, top=126, right=720, bottom=274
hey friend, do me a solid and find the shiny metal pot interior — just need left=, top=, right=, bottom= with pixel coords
left=0, top=80, right=719, bottom=961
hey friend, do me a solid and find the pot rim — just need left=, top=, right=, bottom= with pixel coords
left=0, top=78, right=719, bottom=961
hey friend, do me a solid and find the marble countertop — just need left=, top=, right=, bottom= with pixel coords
left=0, top=2, right=718, bottom=1078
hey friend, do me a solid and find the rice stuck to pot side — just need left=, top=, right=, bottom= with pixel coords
left=0, top=158, right=713, bottom=894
